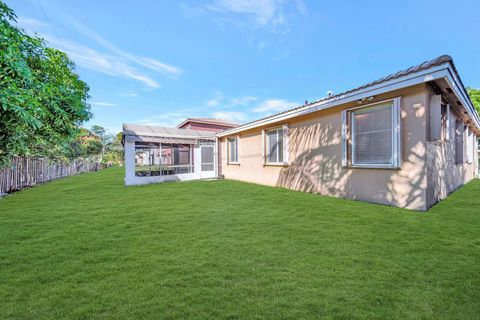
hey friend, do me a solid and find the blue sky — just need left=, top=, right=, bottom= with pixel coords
left=7, top=0, right=480, bottom=134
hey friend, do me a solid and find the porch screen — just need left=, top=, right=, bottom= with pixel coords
left=161, top=143, right=192, bottom=174
left=201, top=145, right=214, bottom=171
left=352, top=102, right=393, bottom=165
left=134, top=142, right=160, bottom=176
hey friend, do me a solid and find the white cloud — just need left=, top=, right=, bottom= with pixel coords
left=16, top=12, right=182, bottom=88
left=198, top=0, right=306, bottom=29
left=121, top=92, right=138, bottom=97
left=212, top=111, right=247, bottom=123
left=134, top=57, right=182, bottom=77
left=252, top=99, right=298, bottom=113
left=182, top=1, right=306, bottom=48
left=206, top=92, right=257, bottom=108
left=52, top=9, right=182, bottom=78
left=294, top=0, right=307, bottom=16
left=35, top=1, right=184, bottom=78
left=230, top=95, right=257, bottom=106
left=16, top=16, right=51, bottom=29
left=206, top=0, right=284, bottom=27
left=91, top=101, right=117, bottom=107
left=41, top=36, right=161, bottom=88
left=207, top=98, right=221, bottom=107
left=136, top=112, right=195, bottom=128
left=206, top=91, right=224, bottom=107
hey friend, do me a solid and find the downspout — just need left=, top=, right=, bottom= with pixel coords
left=215, top=136, right=219, bottom=179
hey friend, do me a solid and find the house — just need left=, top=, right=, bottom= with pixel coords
left=217, top=55, right=479, bottom=210
left=124, top=55, right=479, bottom=210
left=177, top=118, right=239, bottom=133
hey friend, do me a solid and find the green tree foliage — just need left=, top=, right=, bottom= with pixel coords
left=467, top=87, right=480, bottom=115
left=0, top=1, right=91, bottom=167
left=67, top=126, right=123, bottom=165
left=67, top=128, right=102, bottom=159
left=102, top=131, right=123, bottom=165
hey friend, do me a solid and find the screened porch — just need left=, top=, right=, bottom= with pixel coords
left=123, top=124, right=217, bottom=185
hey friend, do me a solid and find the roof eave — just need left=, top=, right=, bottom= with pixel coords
left=444, top=66, right=480, bottom=130
left=176, top=119, right=191, bottom=128
left=176, top=118, right=238, bottom=128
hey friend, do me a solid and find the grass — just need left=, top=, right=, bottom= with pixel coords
left=0, top=167, right=479, bottom=319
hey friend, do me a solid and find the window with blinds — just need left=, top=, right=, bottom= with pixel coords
left=266, top=128, right=283, bottom=163
left=343, top=98, right=401, bottom=168
left=228, top=137, right=238, bottom=163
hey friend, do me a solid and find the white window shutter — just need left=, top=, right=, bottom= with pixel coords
left=282, top=124, right=289, bottom=164
left=393, top=97, right=402, bottom=168
left=430, top=95, right=442, bottom=141
left=341, top=110, right=347, bottom=167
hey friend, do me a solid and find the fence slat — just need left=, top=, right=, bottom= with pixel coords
left=0, top=157, right=108, bottom=195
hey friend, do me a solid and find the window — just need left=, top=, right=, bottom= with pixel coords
left=429, top=95, right=452, bottom=142
left=343, top=98, right=401, bottom=168
left=467, top=127, right=474, bottom=164
left=455, top=120, right=465, bottom=165
left=266, top=128, right=284, bottom=164
left=228, top=137, right=239, bottom=163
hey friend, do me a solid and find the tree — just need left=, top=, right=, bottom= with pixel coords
left=90, top=125, right=106, bottom=138
left=101, top=130, right=123, bottom=165
left=0, top=1, right=91, bottom=167
left=65, top=126, right=123, bottom=165
left=90, top=125, right=107, bottom=160
left=467, top=87, right=480, bottom=115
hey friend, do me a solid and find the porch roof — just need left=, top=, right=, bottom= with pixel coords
left=123, top=123, right=215, bottom=144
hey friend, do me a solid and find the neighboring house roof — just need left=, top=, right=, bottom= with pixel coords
left=123, top=123, right=215, bottom=139
left=218, top=55, right=480, bottom=137
left=176, top=118, right=239, bottom=128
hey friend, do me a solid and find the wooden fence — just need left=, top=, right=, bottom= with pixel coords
left=0, top=157, right=105, bottom=196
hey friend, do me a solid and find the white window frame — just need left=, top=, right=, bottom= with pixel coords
left=227, top=136, right=239, bottom=164
left=263, top=124, right=289, bottom=166
left=343, top=97, right=402, bottom=169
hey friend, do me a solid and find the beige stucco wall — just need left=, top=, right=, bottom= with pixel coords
left=220, top=84, right=432, bottom=210
left=425, top=87, right=478, bottom=208
left=426, top=142, right=477, bottom=208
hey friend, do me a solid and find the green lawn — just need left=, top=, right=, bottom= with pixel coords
left=0, top=167, right=479, bottom=319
